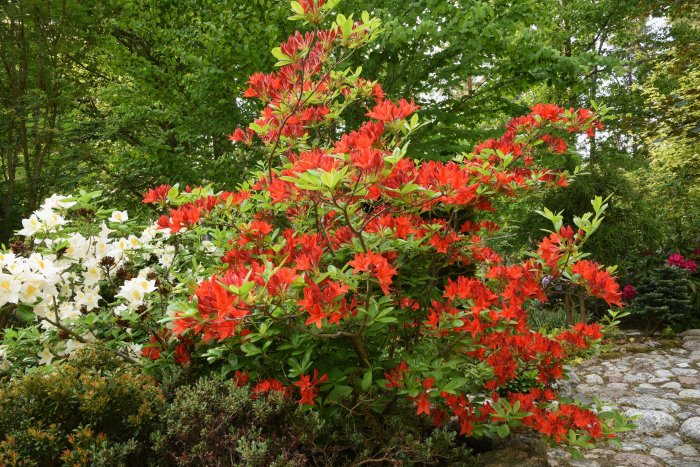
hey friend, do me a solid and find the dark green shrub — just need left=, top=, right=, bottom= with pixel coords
left=154, top=377, right=474, bottom=466
left=0, top=347, right=164, bottom=466
left=628, top=265, right=694, bottom=330
left=153, top=377, right=321, bottom=466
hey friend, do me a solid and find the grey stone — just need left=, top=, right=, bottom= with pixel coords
left=672, top=367, right=700, bottom=376
left=661, top=381, right=682, bottom=390
left=679, top=389, right=700, bottom=399
left=644, top=434, right=682, bottom=449
left=678, top=376, right=700, bottom=385
left=625, top=409, right=679, bottom=432
left=648, top=377, right=669, bottom=383
left=680, top=417, right=700, bottom=441
left=478, top=432, right=547, bottom=467
left=609, top=382, right=629, bottom=390
left=585, top=374, right=604, bottom=385
left=620, top=396, right=681, bottom=413
left=678, top=411, right=695, bottom=420
left=621, top=441, right=649, bottom=452
left=673, top=443, right=699, bottom=456
left=655, top=369, right=674, bottom=378
left=608, top=375, right=624, bottom=383
left=612, top=452, right=660, bottom=466
left=589, top=449, right=615, bottom=458
left=635, top=384, right=662, bottom=394
left=570, top=462, right=598, bottom=467
left=666, top=457, right=700, bottom=467
left=649, top=447, right=672, bottom=458
left=625, top=372, right=653, bottom=383
left=680, top=329, right=700, bottom=337
left=683, top=339, right=700, bottom=351
left=668, top=459, right=700, bottom=467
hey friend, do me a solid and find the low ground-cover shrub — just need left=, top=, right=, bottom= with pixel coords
left=154, top=376, right=474, bottom=466
left=0, top=0, right=634, bottom=462
left=0, top=347, right=164, bottom=466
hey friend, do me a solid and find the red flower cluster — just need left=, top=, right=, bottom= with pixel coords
left=668, top=253, right=698, bottom=273
left=557, top=322, right=604, bottom=349
left=142, top=184, right=171, bottom=204
left=571, top=260, right=622, bottom=306
left=348, top=251, right=397, bottom=294
left=622, top=284, right=638, bottom=302
left=297, top=278, right=351, bottom=328
left=294, top=369, right=329, bottom=405
left=252, top=378, right=291, bottom=398
left=365, top=99, right=420, bottom=122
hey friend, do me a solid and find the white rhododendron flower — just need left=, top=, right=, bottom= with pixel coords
left=65, top=233, right=89, bottom=260
left=59, top=302, right=82, bottom=322
left=126, top=342, right=142, bottom=357
left=0, top=251, right=16, bottom=267
left=94, top=240, right=110, bottom=259
left=37, top=347, right=53, bottom=365
left=63, top=339, right=85, bottom=355
left=0, top=273, right=21, bottom=306
left=19, top=279, right=45, bottom=304
left=33, top=301, right=52, bottom=319
left=98, top=222, right=113, bottom=239
left=109, top=210, right=129, bottom=223
left=157, top=246, right=176, bottom=268
left=82, top=259, right=102, bottom=286
left=35, top=208, right=67, bottom=231
left=114, top=304, right=129, bottom=317
left=75, top=285, right=101, bottom=311
left=127, top=235, right=140, bottom=249
left=28, top=253, right=61, bottom=281
left=18, top=215, right=42, bottom=237
left=41, top=194, right=76, bottom=210
left=116, top=277, right=157, bottom=307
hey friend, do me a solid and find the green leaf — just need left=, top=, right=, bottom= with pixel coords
left=361, top=370, right=373, bottom=391
left=241, top=342, right=262, bottom=356
left=327, top=384, right=353, bottom=402
left=290, top=1, right=304, bottom=16
left=16, top=305, right=36, bottom=322
left=441, top=377, right=468, bottom=394
left=496, top=424, right=510, bottom=438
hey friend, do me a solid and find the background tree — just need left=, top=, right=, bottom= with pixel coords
left=0, top=0, right=112, bottom=242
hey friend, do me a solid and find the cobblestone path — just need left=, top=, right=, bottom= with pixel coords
left=548, top=331, right=700, bottom=467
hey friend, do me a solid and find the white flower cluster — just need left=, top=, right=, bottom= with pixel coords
left=0, top=193, right=225, bottom=367
left=16, top=194, right=74, bottom=237
left=0, top=197, right=168, bottom=323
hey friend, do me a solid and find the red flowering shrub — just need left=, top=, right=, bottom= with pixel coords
left=668, top=253, right=698, bottom=273
left=622, top=284, right=638, bottom=302
left=142, top=0, right=631, bottom=456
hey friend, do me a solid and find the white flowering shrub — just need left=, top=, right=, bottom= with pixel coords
left=0, top=188, right=221, bottom=373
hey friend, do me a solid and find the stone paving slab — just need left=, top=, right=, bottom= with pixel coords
left=548, top=333, right=700, bottom=467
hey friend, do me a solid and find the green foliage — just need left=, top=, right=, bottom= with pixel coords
left=527, top=305, right=568, bottom=333
left=0, top=346, right=164, bottom=466
left=153, top=378, right=318, bottom=466
left=343, top=0, right=596, bottom=159
left=0, top=0, right=115, bottom=242
left=83, top=0, right=295, bottom=204
left=154, top=377, right=474, bottom=466
left=628, top=265, right=695, bottom=331
left=632, top=5, right=700, bottom=250
left=494, top=147, right=662, bottom=269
